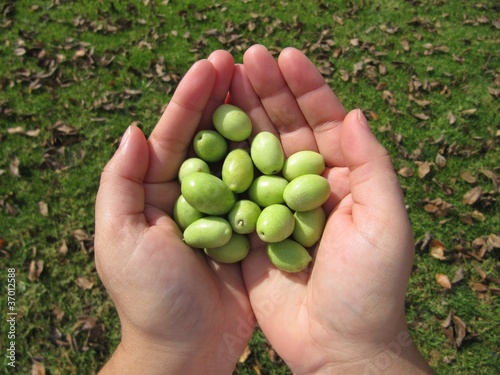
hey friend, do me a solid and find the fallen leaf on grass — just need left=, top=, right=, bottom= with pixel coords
left=398, top=166, right=414, bottom=177
left=421, top=198, right=454, bottom=218
left=451, top=267, right=465, bottom=284
left=53, top=305, right=65, bottom=321
left=442, top=311, right=468, bottom=349
left=435, top=153, right=446, bottom=168
left=460, top=170, right=477, bottom=183
left=463, top=186, right=482, bottom=205
left=430, top=239, right=447, bottom=260
left=28, top=260, right=44, bottom=281
left=474, top=266, right=487, bottom=281
left=7, top=126, right=40, bottom=137
left=238, top=345, right=251, bottom=363
left=416, top=161, right=432, bottom=179
left=38, top=201, right=49, bottom=217
left=471, top=282, right=487, bottom=293
left=32, top=360, right=46, bottom=375
left=75, top=315, right=97, bottom=331
left=10, top=156, right=20, bottom=177
left=76, top=277, right=94, bottom=290
left=447, top=111, right=456, bottom=124
left=59, top=240, right=68, bottom=256
left=412, top=112, right=430, bottom=120
left=435, top=273, right=452, bottom=290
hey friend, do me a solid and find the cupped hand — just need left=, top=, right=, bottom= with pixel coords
left=95, top=51, right=253, bottom=375
left=230, top=45, right=432, bottom=374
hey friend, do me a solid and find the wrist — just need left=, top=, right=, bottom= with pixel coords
left=99, top=333, right=236, bottom=375
left=307, top=331, right=433, bottom=375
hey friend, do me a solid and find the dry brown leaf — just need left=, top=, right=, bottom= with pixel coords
left=461, top=108, right=477, bottom=116
left=435, top=153, right=446, bottom=168
left=463, top=186, right=482, bottom=205
left=72, top=229, right=89, bottom=241
left=333, top=15, right=344, bottom=25
left=487, top=234, right=500, bottom=249
left=339, top=69, right=349, bottom=81
left=442, top=311, right=468, bottom=349
left=32, top=360, right=46, bottom=375
left=436, top=273, right=452, bottom=289
left=430, top=239, right=447, bottom=260
left=401, top=38, right=410, bottom=51
left=412, top=112, right=430, bottom=120
left=238, top=345, right=251, bottom=363
left=471, top=282, right=487, bottom=293
left=488, top=86, right=500, bottom=98
left=447, top=111, right=456, bottom=124
left=451, top=267, right=465, bottom=284
left=76, top=315, right=97, bottom=330
left=417, top=161, right=432, bottom=179
left=398, top=166, right=414, bottom=178
left=460, top=170, right=477, bottom=183
left=53, top=305, right=65, bottom=321
left=38, top=201, right=49, bottom=217
left=10, top=156, right=20, bottom=177
left=452, top=315, right=467, bottom=348
left=7, top=126, right=25, bottom=134
left=59, top=240, right=68, bottom=256
left=76, top=277, right=94, bottom=290
left=28, top=260, right=44, bottom=282
left=474, top=266, right=487, bottom=281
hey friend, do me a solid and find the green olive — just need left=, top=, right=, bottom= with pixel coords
left=248, top=175, right=288, bottom=207
left=178, top=158, right=210, bottom=181
left=181, top=172, right=235, bottom=215
left=282, top=150, right=325, bottom=181
left=204, top=233, right=250, bottom=263
left=267, top=239, right=312, bottom=273
left=193, top=130, right=228, bottom=162
left=256, top=204, right=295, bottom=243
left=212, top=104, right=252, bottom=142
left=183, top=217, right=232, bottom=248
left=292, top=207, right=326, bottom=247
left=250, top=131, right=284, bottom=175
left=227, top=200, right=261, bottom=234
left=283, top=174, right=330, bottom=211
left=222, top=149, right=254, bottom=193
left=173, top=195, right=205, bottom=231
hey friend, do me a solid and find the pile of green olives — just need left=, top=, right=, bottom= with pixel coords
left=174, top=104, right=330, bottom=273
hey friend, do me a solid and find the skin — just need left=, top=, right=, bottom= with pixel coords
left=95, top=45, right=433, bottom=374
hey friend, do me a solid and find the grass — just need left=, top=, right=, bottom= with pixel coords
left=1, top=0, right=498, bottom=374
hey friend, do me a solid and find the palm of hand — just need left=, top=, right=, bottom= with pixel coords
left=227, top=45, right=415, bottom=372
left=95, top=52, right=253, bottom=368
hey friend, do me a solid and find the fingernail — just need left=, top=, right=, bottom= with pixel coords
left=119, top=126, right=131, bottom=148
left=357, top=109, right=370, bottom=130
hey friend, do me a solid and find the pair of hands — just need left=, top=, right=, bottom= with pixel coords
left=95, top=45, right=432, bottom=374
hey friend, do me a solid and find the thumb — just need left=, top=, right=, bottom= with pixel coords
left=340, top=109, right=411, bottom=241
left=95, top=126, right=149, bottom=239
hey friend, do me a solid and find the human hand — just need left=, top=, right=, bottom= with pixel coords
left=94, top=51, right=254, bottom=375
left=229, top=45, right=433, bottom=374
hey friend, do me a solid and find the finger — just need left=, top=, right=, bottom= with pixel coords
left=229, top=64, right=276, bottom=135
left=340, top=109, right=411, bottom=243
left=198, top=50, right=235, bottom=129
left=277, top=47, right=347, bottom=167
left=95, top=126, right=149, bottom=240
left=243, top=44, right=318, bottom=155
left=146, top=59, right=217, bottom=183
